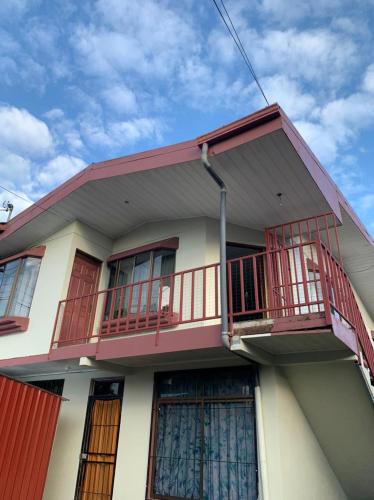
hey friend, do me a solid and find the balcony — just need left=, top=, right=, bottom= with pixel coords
left=51, top=214, right=374, bottom=379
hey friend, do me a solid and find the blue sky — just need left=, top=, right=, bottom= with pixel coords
left=0, top=0, right=373, bottom=234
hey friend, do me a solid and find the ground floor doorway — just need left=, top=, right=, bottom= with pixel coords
left=148, top=366, right=258, bottom=500
left=75, top=378, right=124, bottom=500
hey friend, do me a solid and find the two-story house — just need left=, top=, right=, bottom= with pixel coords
left=0, top=104, right=373, bottom=500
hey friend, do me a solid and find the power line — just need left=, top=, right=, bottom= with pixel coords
left=0, top=184, right=73, bottom=225
left=211, top=0, right=269, bottom=106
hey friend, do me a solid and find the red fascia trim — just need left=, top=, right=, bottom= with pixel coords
left=197, top=103, right=281, bottom=146
left=96, top=324, right=222, bottom=361
left=0, top=223, right=7, bottom=233
left=331, top=316, right=358, bottom=354
left=108, top=237, right=179, bottom=263
left=0, top=245, right=46, bottom=266
left=0, top=316, right=30, bottom=335
left=48, top=342, right=97, bottom=361
left=0, top=352, right=50, bottom=368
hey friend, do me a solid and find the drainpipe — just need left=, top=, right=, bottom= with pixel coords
left=201, top=143, right=230, bottom=349
left=255, top=375, right=270, bottom=500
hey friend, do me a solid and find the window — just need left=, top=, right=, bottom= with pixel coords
left=28, top=379, right=65, bottom=396
left=105, top=249, right=176, bottom=319
left=0, top=257, right=42, bottom=318
left=148, top=367, right=258, bottom=500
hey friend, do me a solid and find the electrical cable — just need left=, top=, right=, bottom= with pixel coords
left=211, top=0, right=269, bottom=105
left=0, top=183, right=73, bottom=225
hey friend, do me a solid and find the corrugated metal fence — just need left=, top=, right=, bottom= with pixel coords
left=0, top=375, right=62, bottom=499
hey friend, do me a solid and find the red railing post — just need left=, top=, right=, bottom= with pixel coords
left=315, top=241, right=332, bottom=324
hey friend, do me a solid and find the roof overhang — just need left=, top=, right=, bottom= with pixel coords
left=0, top=103, right=373, bottom=316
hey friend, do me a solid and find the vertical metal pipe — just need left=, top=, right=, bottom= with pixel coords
left=201, top=143, right=230, bottom=348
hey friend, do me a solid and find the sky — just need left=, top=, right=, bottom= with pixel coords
left=0, top=0, right=373, bottom=234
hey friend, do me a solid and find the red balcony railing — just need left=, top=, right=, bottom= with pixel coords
left=51, top=214, right=374, bottom=380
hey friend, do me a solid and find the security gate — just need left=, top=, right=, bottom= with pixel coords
left=75, top=379, right=124, bottom=500
left=148, top=367, right=258, bottom=500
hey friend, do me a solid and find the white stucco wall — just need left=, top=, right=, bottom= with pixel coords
left=32, top=362, right=355, bottom=500
left=259, top=366, right=347, bottom=500
left=37, top=367, right=154, bottom=500
left=0, top=222, right=113, bottom=360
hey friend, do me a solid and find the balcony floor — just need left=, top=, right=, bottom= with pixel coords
left=231, top=313, right=357, bottom=364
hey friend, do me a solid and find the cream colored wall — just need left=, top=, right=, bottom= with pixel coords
left=259, top=366, right=347, bottom=500
left=112, top=370, right=154, bottom=500
left=113, top=218, right=208, bottom=270
left=27, top=362, right=356, bottom=500
left=32, top=367, right=154, bottom=500
left=0, top=221, right=113, bottom=360
left=351, top=284, right=374, bottom=335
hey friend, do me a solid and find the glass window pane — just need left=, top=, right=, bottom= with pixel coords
left=131, top=253, right=151, bottom=314
left=107, top=262, right=117, bottom=289
left=117, top=257, right=134, bottom=286
left=0, top=259, right=20, bottom=317
left=203, top=367, right=255, bottom=398
left=133, top=252, right=151, bottom=282
left=151, top=250, right=175, bottom=312
left=9, top=258, right=41, bottom=317
left=152, top=249, right=175, bottom=278
left=156, top=371, right=202, bottom=399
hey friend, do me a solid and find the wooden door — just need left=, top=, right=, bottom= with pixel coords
left=59, top=252, right=101, bottom=345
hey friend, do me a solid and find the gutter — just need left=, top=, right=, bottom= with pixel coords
left=200, top=143, right=230, bottom=349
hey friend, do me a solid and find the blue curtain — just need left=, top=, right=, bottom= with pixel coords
left=153, top=368, right=257, bottom=499
left=203, top=402, right=257, bottom=500
left=154, top=404, right=201, bottom=499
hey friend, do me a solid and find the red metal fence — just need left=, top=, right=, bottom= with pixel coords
left=51, top=214, right=374, bottom=379
left=0, top=375, right=62, bottom=500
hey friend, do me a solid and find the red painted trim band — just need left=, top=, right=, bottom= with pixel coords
left=108, top=237, right=179, bottom=262
left=0, top=316, right=29, bottom=335
left=0, top=246, right=45, bottom=266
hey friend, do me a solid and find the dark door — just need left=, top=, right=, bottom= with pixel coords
left=75, top=379, right=124, bottom=500
left=59, top=251, right=101, bottom=345
left=227, top=244, right=265, bottom=321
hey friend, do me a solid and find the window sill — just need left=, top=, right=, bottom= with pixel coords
left=0, top=316, right=29, bottom=335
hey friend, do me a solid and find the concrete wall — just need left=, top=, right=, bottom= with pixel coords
left=259, top=366, right=347, bottom=500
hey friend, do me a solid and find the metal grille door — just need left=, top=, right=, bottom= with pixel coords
left=76, top=398, right=121, bottom=499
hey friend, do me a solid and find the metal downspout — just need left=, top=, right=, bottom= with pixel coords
left=201, top=143, right=230, bottom=349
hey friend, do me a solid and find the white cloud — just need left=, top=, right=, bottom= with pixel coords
left=294, top=89, right=374, bottom=164
left=101, top=85, right=138, bottom=114
left=108, top=117, right=163, bottom=145
left=257, top=74, right=316, bottom=119
left=362, top=64, right=374, bottom=93
left=257, top=0, right=365, bottom=24
left=37, top=155, right=86, bottom=187
left=72, top=0, right=199, bottom=80
left=245, top=28, right=358, bottom=88
left=43, top=108, right=65, bottom=120
left=0, top=106, right=53, bottom=157
left=0, top=189, right=33, bottom=219
left=0, top=0, right=40, bottom=18
left=0, top=149, right=32, bottom=189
